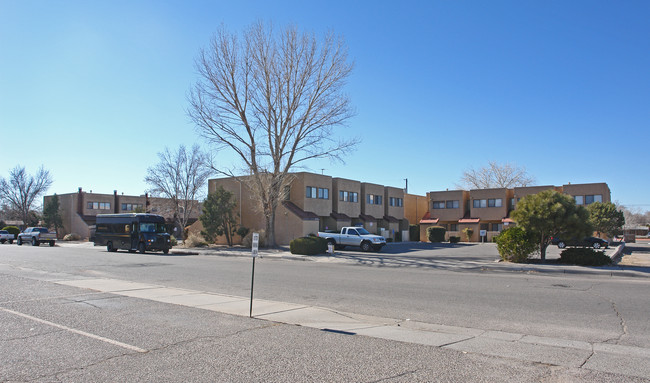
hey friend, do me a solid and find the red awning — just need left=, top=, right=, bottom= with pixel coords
left=420, top=218, right=439, bottom=224
left=458, top=218, right=480, bottom=223
left=502, top=218, right=515, bottom=223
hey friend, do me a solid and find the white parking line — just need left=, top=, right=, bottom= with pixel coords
left=1, top=307, right=147, bottom=353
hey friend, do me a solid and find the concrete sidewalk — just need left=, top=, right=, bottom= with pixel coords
left=56, top=276, right=650, bottom=379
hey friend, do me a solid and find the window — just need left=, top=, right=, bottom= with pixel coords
left=488, top=198, right=502, bottom=207
left=510, top=198, right=515, bottom=207
left=574, top=196, right=584, bottom=205
left=449, top=224, right=458, bottom=231
left=585, top=195, right=602, bottom=205
left=121, top=203, right=142, bottom=211
left=491, top=223, right=503, bottom=232
left=366, top=194, right=382, bottom=205
left=340, top=191, right=348, bottom=201
left=446, top=200, right=459, bottom=209
left=473, top=199, right=487, bottom=208
left=390, top=197, right=404, bottom=207
left=350, top=192, right=358, bottom=203
left=433, top=201, right=445, bottom=209
left=306, top=186, right=329, bottom=199
left=87, top=202, right=111, bottom=210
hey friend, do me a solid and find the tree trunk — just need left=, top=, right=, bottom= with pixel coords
left=265, top=205, right=277, bottom=248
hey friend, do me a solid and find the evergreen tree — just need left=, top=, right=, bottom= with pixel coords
left=43, top=194, right=63, bottom=237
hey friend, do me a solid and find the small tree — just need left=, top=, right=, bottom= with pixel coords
left=462, top=227, right=474, bottom=242
left=200, top=186, right=240, bottom=246
left=511, top=190, right=591, bottom=261
left=42, top=194, right=64, bottom=237
left=587, top=202, right=625, bottom=238
left=144, top=144, right=212, bottom=242
left=495, top=227, right=537, bottom=263
left=0, top=165, right=53, bottom=226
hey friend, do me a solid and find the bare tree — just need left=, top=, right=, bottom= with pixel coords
left=144, top=144, right=212, bottom=241
left=0, top=165, right=53, bottom=226
left=188, top=22, right=357, bottom=247
left=457, top=161, right=535, bottom=190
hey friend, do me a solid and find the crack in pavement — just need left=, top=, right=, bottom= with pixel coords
left=589, top=291, right=628, bottom=344
left=367, top=369, right=419, bottom=382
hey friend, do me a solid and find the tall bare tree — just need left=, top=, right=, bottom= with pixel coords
left=144, top=144, right=212, bottom=240
left=188, top=22, right=357, bottom=247
left=458, top=161, right=535, bottom=190
left=0, top=165, right=53, bottom=226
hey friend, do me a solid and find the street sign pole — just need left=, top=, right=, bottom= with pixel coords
left=249, top=232, right=259, bottom=318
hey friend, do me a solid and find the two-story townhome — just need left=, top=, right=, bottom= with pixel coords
left=383, top=186, right=405, bottom=238
left=469, top=188, right=514, bottom=241
left=329, top=177, right=361, bottom=231
left=562, top=182, right=611, bottom=206
left=359, top=182, right=385, bottom=233
left=421, top=190, right=469, bottom=241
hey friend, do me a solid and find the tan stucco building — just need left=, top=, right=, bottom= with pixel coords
left=208, top=172, right=409, bottom=245
left=419, top=182, right=612, bottom=242
left=43, top=188, right=200, bottom=239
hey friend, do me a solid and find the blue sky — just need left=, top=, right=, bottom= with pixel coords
left=1, top=0, right=648, bottom=211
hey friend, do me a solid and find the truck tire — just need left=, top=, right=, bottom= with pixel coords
left=360, top=241, right=372, bottom=252
left=138, top=242, right=146, bottom=254
left=32, top=237, right=39, bottom=246
left=49, top=241, right=55, bottom=247
left=163, top=248, right=169, bottom=254
left=8, top=239, right=13, bottom=244
left=0, top=239, right=4, bottom=244
left=17, top=237, right=22, bottom=246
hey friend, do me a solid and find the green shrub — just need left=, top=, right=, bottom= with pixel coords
left=426, top=226, right=446, bottom=243
left=559, top=248, right=612, bottom=266
left=2, top=226, right=20, bottom=237
left=495, top=227, right=537, bottom=263
left=409, top=224, right=420, bottom=242
left=449, top=236, right=460, bottom=243
left=290, top=236, right=328, bottom=255
left=63, top=233, right=81, bottom=241
left=170, top=235, right=178, bottom=247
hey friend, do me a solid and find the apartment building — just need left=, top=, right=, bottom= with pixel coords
left=420, top=182, right=611, bottom=242
left=43, top=188, right=201, bottom=239
left=208, top=172, right=408, bottom=245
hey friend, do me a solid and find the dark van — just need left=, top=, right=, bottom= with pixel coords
left=94, top=213, right=171, bottom=254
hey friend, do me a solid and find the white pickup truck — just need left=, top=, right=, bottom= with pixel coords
left=0, top=230, right=15, bottom=244
left=317, top=227, right=386, bottom=252
left=17, top=227, right=57, bottom=247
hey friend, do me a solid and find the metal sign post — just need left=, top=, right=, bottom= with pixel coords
left=249, top=233, right=259, bottom=318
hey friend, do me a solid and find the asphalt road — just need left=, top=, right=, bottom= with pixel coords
left=1, top=242, right=650, bottom=381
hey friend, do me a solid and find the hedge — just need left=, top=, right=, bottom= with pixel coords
left=559, top=248, right=612, bottom=266
left=290, top=236, right=328, bottom=255
left=426, top=226, right=446, bottom=243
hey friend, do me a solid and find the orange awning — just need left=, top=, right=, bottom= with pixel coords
left=458, top=218, right=480, bottom=223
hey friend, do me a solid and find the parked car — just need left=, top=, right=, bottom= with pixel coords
left=551, top=236, right=609, bottom=249
left=17, top=227, right=56, bottom=247
left=317, top=226, right=386, bottom=252
left=0, top=230, right=14, bottom=244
